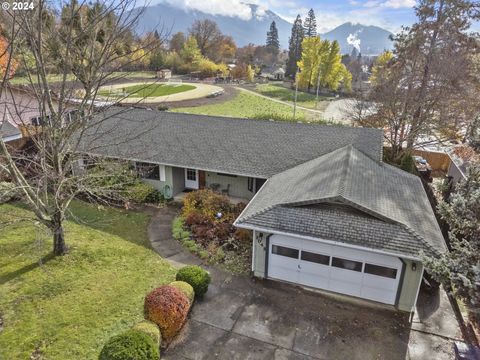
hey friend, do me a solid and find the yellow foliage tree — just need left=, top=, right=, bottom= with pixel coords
left=246, top=64, right=255, bottom=82
left=297, top=36, right=351, bottom=92
left=370, top=51, right=393, bottom=85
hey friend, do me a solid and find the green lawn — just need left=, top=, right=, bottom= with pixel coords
left=10, top=71, right=156, bottom=85
left=0, top=201, right=175, bottom=359
left=98, top=83, right=196, bottom=98
left=172, top=91, right=309, bottom=121
left=255, top=84, right=332, bottom=110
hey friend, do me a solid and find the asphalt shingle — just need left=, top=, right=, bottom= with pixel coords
left=81, top=108, right=383, bottom=178
left=236, top=145, right=446, bottom=258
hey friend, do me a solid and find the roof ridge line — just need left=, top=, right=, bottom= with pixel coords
left=338, top=145, right=353, bottom=196
left=398, top=223, right=442, bottom=257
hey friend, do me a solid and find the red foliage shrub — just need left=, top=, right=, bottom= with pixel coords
left=234, top=228, right=252, bottom=243
left=144, top=285, right=190, bottom=342
left=185, top=211, right=210, bottom=227
left=182, top=189, right=232, bottom=221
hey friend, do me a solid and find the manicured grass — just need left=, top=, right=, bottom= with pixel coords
left=98, top=83, right=196, bottom=98
left=255, top=84, right=333, bottom=111
left=10, top=71, right=156, bottom=85
left=0, top=200, right=175, bottom=360
left=173, top=91, right=308, bottom=121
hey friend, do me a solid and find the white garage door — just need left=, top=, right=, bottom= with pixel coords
left=268, top=234, right=402, bottom=305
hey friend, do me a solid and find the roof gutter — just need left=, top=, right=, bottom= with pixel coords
left=235, top=223, right=422, bottom=262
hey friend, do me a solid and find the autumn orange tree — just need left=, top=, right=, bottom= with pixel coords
left=0, top=35, right=17, bottom=79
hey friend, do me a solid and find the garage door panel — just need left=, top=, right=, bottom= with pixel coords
left=268, top=235, right=402, bottom=306
left=363, top=274, right=399, bottom=291
left=360, top=286, right=397, bottom=304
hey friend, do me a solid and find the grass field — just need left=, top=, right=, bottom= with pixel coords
left=255, top=83, right=332, bottom=111
left=98, top=83, right=196, bottom=98
left=173, top=91, right=309, bottom=121
left=10, top=71, right=156, bottom=85
left=0, top=201, right=175, bottom=359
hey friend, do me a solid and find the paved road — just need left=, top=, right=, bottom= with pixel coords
left=147, top=205, right=462, bottom=360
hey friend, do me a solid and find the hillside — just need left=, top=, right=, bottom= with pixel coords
left=130, top=3, right=292, bottom=48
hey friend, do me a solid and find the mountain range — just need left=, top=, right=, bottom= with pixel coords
left=131, top=3, right=394, bottom=55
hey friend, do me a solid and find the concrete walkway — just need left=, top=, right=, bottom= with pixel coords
left=146, top=205, right=461, bottom=360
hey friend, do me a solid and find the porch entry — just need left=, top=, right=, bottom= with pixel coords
left=185, top=168, right=199, bottom=189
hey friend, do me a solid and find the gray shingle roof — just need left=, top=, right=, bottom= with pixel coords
left=236, top=145, right=446, bottom=258
left=0, top=121, right=21, bottom=140
left=81, top=108, right=383, bottom=178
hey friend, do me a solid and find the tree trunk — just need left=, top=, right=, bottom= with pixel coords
left=53, top=225, right=67, bottom=256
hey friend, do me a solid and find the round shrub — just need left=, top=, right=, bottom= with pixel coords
left=99, top=329, right=159, bottom=360
left=175, top=265, right=211, bottom=298
left=169, top=281, right=195, bottom=304
left=144, top=285, right=189, bottom=342
left=132, top=320, right=161, bottom=347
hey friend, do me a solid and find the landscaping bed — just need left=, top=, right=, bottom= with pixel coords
left=172, top=189, right=252, bottom=275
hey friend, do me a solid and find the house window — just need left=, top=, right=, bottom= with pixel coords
left=364, top=264, right=397, bottom=279
left=136, top=162, right=160, bottom=180
left=332, top=257, right=363, bottom=272
left=186, top=168, right=197, bottom=181
left=248, top=177, right=254, bottom=192
left=301, top=251, right=330, bottom=265
left=272, top=245, right=299, bottom=259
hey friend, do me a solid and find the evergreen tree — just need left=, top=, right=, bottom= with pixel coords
left=304, top=9, right=317, bottom=37
left=266, top=21, right=280, bottom=56
left=286, top=15, right=304, bottom=77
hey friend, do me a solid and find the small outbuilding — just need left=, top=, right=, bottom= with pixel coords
left=156, top=69, right=172, bottom=80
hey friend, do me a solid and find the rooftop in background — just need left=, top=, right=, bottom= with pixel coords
left=0, top=120, right=22, bottom=142
left=81, top=108, right=383, bottom=179
left=447, top=144, right=480, bottom=179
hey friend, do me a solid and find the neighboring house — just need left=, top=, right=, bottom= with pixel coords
left=260, top=66, right=285, bottom=81
left=81, top=108, right=446, bottom=312
left=447, top=145, right=479, bottom=183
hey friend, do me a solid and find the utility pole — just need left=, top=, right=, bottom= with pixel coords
left=293, top=68, right=299, bottom=120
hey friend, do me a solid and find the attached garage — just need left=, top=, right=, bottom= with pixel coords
left=234, top=146, right=447, bottom=312
left=268, top=235, right=402, bottom=305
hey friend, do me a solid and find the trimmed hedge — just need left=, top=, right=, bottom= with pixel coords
left=132, top=320, right=161, bottom=346
left=169, top=281, right=195, bottom=304
left=175, top=265, right=211, bottom=298
left=144, top=285, right=190, bottom=342
left=98, top=329, right=159, bottom=360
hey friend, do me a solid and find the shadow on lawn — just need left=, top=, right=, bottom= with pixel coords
left=0, top=253, right=55, bottom=285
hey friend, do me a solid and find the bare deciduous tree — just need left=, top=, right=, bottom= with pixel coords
left=0, top=0, right=163, bottom=256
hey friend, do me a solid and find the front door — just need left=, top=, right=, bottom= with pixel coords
left=185, top=168, right=199, bottom=189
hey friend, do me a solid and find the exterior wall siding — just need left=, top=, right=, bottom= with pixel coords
left=171, top=166, right=186, bottom=195
left=252, top=231, right=268, bottom=278
left=397, top=260, right=424, bottom=312
left=205, top=171, right=255, bottom=200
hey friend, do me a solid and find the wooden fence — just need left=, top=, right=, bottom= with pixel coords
left=413, top=149, right=451, bottom=172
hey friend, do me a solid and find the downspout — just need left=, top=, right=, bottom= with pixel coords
left=264, top=234, right=272, bottom=279
left=395, top=258, right=407, bottom=309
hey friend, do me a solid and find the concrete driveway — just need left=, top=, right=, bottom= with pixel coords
left=163, top=269, right=461, bottom=360
left=148, top=206, right=462, bottom=360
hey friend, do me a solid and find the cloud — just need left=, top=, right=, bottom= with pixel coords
left=382, top=0, right=416, bottom=8
left=347, top=31, right=362, bottom=52
left=157, top=0, right=253, bottom=20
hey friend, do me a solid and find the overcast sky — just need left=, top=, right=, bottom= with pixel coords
left=151, top=0, right=418, bottom=33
